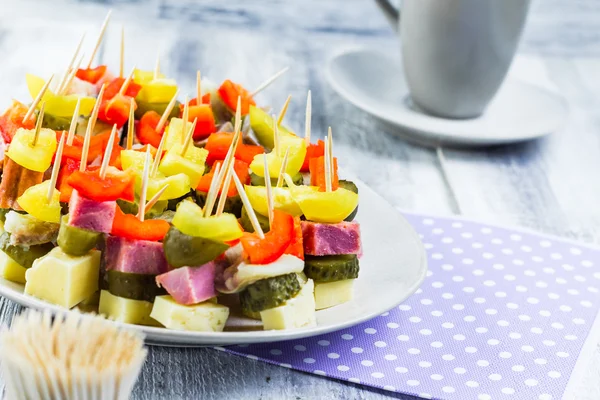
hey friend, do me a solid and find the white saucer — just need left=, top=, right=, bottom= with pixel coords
left=326, top=49, right=568, bottom=147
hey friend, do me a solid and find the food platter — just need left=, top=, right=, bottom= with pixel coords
left=0, top=177, right=427, bottom=346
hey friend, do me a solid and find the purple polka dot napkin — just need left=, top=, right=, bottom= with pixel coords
left=217, top=212, right=600, bottom=400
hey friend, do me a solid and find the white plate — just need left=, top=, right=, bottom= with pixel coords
left=327, top=49, right=568, bottom=148
left=0, top=178, right=427, bottom=346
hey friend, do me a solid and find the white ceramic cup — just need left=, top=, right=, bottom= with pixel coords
left=374, top=0, right=531, bottom=119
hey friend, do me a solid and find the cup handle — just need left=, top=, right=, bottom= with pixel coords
left=374, top=0, right=400, bottom=31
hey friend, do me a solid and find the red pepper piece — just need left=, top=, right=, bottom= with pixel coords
left=111, top=207, right=170, bottom=241
left=103, top=77, right=142, bottom=100
left=240, top=210, right=295, bottom=264
left=309, top=155, right=339, bottom=191
left=284, top=216, right=304, bottom=260
left=196, top=159, right=250, bottom=197
left=98, top=94, right=136, bottom=128
left=0, top=101, right=36, bottom=143
left=137, top=111, right=163, bottom=148
left=76, top=65, right=108, bottom=84
left=67, top=166, right=135, bottom=202
left=180, top=105, right=216, bottom=140
left=217, top=80, right=256, bottom=115
left=57, top=158, right=81, bottom=203
left=183, top=93, right=212, bottom=108
left=204, top=132, right=264, bottom=165
left=301, top=139, right=325, bottom=172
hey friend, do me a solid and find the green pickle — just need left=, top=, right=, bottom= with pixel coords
left=106, top=270, right=166, bottom=302
left=57, top=215, right=102, bottom=256
left=195, top=191, right=243, bottom=218
left=338, top=180, right=359, bottom=221
left=152, top=210, right=176, bottom=223
left=167, top=190, right=196, bottom=211
left=239, top=207, right=270, bottom=233
left=0, top=209, right=10, bottom=224
left=304, top=254, right=360, bottom=282
left=0, top=232, right=54, bottom=269
left=42, top=113, right=73, bottom=131
left=117, top=198, right=168, bottom=219
left=163, top=227, right=229, bottom=268
left=249, top=172, right=303, bottom=187
left=134, top=99, right=181, bottom=120
left=239, top=273, right=301, bottom=313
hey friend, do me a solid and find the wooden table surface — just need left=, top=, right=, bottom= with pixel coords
left=0, top=0, right=599, bottom=398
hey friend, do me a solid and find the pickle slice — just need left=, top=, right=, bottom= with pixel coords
left=162, top=227, right=229, bottom=268
left=338, top=180, right=359, bottom=222
left=134, top=99, right=181, bottom=121
left=239, top=273, right=301, bottom=313
left=250, top=172, right=303, bottom=187
left=42, top=113, right=73, bottom=131
left=57, top=215, right=102, bottom=256
left=195, top=190, right=242, bottom=218
left=304, top=254, right=359, bottom=283
left=106, top=270, right=167, bottom=302
left=167, top=190, right=196, bottom=211
left=0, top=232, right=54, bottom=269
left=239, top=206, right=270, bottom=233
left=117, top=198, right=168, bottom=219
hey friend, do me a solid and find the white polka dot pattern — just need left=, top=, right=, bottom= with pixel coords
left=223, top=214, right=600, bottom=400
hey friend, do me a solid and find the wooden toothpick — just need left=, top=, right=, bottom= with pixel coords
left=250, top=66, right=290, bottom=97
left=118, top=66, right=136, bottom=96
left=23, top=74, right=54, bottom=123
left=120, top=25, right=125, bottom=78
left=155, top=90, right=179, bottom=133
left=56, top=33, right=86, bottom=93
left=181, top=118, right=198, bottom=157
left=47, top=131, right=66, bottom=203
left=272, top=113, right=280, bottom=156
left=80, top=84, right=106, bottom=172
left=196, top=70, right=202, bottom=103
left=87, top=10, right=112, bottom=69
left=143, top=185, right=169, bottom=214
left=67, top=98, right=81, bottom=146
left=304, top=90, right=311, bottom=144
left=31, top=102, right=46, bottom=147
left=137, top=147, right=152, bottom=221
left=151, top=129, right=167, bottom=178
left=215, top=162, right=234, bottom=216
left=324, top=127, right=332, bottom=192
left=58, top=52, right=85, bottom=96
left=263, top=154, right=274, bottom=226
left=126, top=97, right=135, bottom=150
left=276, top=95, right=291, bottom=126
left=153, top=53, right=160, bottom=80
left=203, top=162, right=222, bottom=218
left=99, top=124, right=118, bottom=179
left=181, top=96, right=189, bottom=144
left=328, top=126, right=334, bottom=188
left=276, top=147, right=290, bottom=188
left=232, top=171, right=264, bottom=239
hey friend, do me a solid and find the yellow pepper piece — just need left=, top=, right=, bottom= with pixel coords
left=133, top=69, right=166, bottom=85
left=138, top=174, right=191, bottom=201
left=250, top=135, right=306, bottom=178
left=163, top=118, right=185, bottom=149
left=288, top=182, right=358, bottom=223
left=120, top=149, right=147, bottom=171
left=136, top=78, right=178, bottom=104
left=26, top=74, right=96, bottom=117
left=172, top=201, right=243, bottom=241
left=170, top=143, right=208, bottom=165
left=17, top=181, right=61, bottom=224
left=7, top=128, right=57, bottom=172
left=159, top=151, right=205, bottom=188
left=249, top=105, right=295, bottom=149
left=245, top=185, right=302, bottom=217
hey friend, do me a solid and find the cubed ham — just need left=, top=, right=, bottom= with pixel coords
left=106, top=235, right=168, bottom=275
left=156, top=263, right=217, bottom=305
left=68, top=189, right=116, bottom=233
left=301, top=221, right=362, bottom=256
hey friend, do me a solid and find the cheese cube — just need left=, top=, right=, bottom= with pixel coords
left=0, top=251, right=27, bottom=284
left=150, top=295, right=229, bottom=332
left=98, top=290, right=159, bottom=326
left=25, top=248, right=100, bottom=308
left=260, top=279, right=317, bottom=330
left=314, top=279, right=355, bottom=310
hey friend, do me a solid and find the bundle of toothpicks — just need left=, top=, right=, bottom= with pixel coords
left=0, top=309, right=147, bottom=400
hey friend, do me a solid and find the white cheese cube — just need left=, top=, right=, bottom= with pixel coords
left=260, top=279, right=317, bottom=330
left=98, top=290, right=159, bottom=326
left=25, top=248, right=100, bottom=308
left=314, top=279, right=355, bottom=310
left=0, top=251, right=27, bottom=284
left=150, top=295, right=229, bottom=332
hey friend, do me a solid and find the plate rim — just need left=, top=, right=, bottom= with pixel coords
left=326, top=47, right=568, bottom=148
left=0, top=179, right=428, bottom=346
